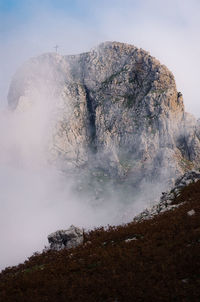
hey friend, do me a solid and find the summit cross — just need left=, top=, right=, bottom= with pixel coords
left=54, top=45, right=59, bottom=53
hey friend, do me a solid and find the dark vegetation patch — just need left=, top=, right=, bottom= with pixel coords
left=123, top=94, right=137, bottom=108
left=1, top=181, right=200, bottom=301
left=172, top=179, right=200, bottom=205
left=101, top=67, right=128, bottom=87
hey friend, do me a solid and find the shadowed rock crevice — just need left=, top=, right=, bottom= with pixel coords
left=84, top=85, right=97, bottom=153
left=177, top=135, right=192, bottom=161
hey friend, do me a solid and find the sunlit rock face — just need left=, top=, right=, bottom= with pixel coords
left=7, top=41, right=200, bottom=188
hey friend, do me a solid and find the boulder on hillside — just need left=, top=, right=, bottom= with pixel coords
left=48, top=225, right=84, bottom=251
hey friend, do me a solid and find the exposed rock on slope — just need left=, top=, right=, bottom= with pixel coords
left=7, top=41, right=200, bottom=188
left=134, top=170, right=200, bottom=222
left=47, top=225, right=83, bottom=251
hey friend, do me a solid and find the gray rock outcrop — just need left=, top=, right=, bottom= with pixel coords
left=7, top=41, right=200, bottom=190
left=134, top=170, right=200, bottom=222
left=47, top=225, right=83, bottom=250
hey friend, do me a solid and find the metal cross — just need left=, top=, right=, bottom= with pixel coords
left=54, top=45, right=59, bottom=53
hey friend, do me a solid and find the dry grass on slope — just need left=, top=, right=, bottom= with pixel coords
left=1, top=181, right=200, bottom=302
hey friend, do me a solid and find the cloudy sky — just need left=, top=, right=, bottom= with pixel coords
left=1, top=0, right=200, bottom=116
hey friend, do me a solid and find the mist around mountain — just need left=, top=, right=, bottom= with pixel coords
left=1, top=175, right=200, bottom=302
left=8, top=41, right=200, bottom=183
left=1, top=41, right=200, bottom=272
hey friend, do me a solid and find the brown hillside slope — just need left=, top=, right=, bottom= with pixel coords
left=1, top=181, right=200, bottom=302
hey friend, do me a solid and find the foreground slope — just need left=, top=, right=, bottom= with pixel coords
left=7, top=42, right=200, bottom=189
left=1, top=179, right=200, bottom=302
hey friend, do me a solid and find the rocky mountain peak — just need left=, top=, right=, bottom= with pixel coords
left=7, top=42, right=200, bottom=194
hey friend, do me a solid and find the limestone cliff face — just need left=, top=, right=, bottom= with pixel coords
left=7, top=41, right=200, bottom=187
